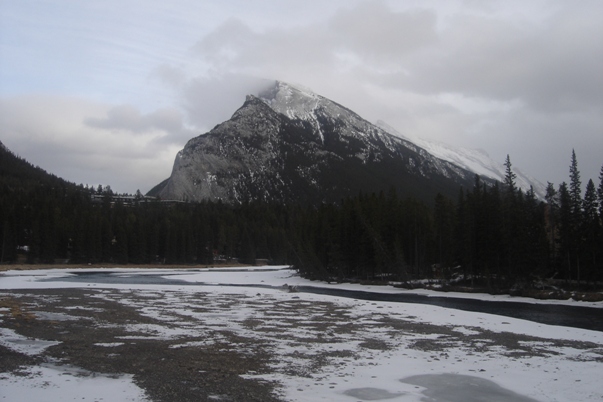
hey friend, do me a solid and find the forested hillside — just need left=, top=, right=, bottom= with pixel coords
left=1, top=144, right=602, bottom=290
left=293, top=155, right=602, bottom=289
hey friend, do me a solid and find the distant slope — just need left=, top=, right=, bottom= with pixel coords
left=375, top=121, right=547, bottom=198
left=146, top=177, right=169, bottom=198
left=0, top=140, right=77, bottom=191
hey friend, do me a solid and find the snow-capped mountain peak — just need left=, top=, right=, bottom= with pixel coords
left=151, top=80, right=545, bottom=204
left=259, top=81, right=357, bottom=144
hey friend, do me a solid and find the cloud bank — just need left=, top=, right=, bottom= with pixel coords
left=0, top=96, right=186, bottom=192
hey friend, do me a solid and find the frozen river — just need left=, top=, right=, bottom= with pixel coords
left=44, top=268, right=603, bottom=331
left=1, top=266, right=602, bottom=401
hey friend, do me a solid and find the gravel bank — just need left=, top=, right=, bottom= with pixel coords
left=1, top=287, right=601, bottom=401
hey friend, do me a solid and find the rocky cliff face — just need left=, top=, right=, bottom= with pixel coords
left=150, top=81, right=489, bottom=204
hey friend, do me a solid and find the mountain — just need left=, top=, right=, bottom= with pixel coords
left=150, top=81, right=496, bottom=204
left=374, top=121, right=546, bottom=198
left=0, top=140, right=75, bottom=191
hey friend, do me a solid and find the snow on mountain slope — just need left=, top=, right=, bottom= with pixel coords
left=260, top=81, right=546, bottom=198
left=375, top=121, right=547, bottom=199
left=258, top=81, right=477, bottom=180
left=259, top=81, right=365, bottom=145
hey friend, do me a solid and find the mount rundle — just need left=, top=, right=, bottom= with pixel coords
left=150, top=81, right=516, bottom=204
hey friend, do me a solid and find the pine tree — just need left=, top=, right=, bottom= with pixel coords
left=483, top=182, right=503, bottom=287
left=501, top=155, right=519, bottom=285
left=455, top=187, right=472, bottom=282
left=503, top=155, right=517, bottom=196
left=583, top=180, right=599, bottom=227
left=521, top=186, right=549, bottom=280
left=569, top=150, right=582, bottom=219
left=433, top=193, right=456, bottom=274
left=557, top=182, right=572, bottom=281
left=568, top=150, right=583, bottom=282
left=544, top=182, right=559, bottom=257
left=469, top=175, right=485, bottom=283
left=598, top=165, right=603, bottom=280
left=583, top=179, right=600, bottom=281
left=598, top=164, right=603, bottom=219
left=0, top=220, right=16, bottom=263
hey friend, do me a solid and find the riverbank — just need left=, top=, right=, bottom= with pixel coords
left=1, top=267, right=602, bottom=401
left=3, top=263, right=603, bottom=303
left=393, top=281, right=603, bottom=302
left=0, top=262, right=248, bottom=272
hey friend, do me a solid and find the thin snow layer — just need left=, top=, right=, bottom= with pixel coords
left=0, top=364, right=147, bottom=402
left=0, top=327, right=60, bottom=356
left=0, top=328, right=147, bottom=401
left=1, top=267, right=602, bottom=402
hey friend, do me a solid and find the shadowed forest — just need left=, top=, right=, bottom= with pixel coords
left=1, top=146, right=602, bottom=291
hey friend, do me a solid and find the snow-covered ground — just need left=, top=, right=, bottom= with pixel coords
left=1, top=266, right=602, bottom=401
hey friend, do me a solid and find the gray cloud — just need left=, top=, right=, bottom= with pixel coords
left=192, top=19, right=335, bottom=75
left=190, top=2, right=439, bottom=75
left=401, top=5, right=603, bottom=113
left=84, top=104, right=194, bottom=144
left=329, top=2, right=438, bottom=62
left=86, top=105, right=160, bottom=133
left=179, top=74, right=273, bottom=131
left=152, top=64, right=188, bottom=89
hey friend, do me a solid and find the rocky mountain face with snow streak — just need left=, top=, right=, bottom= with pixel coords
left=374, top=121, right=547, bottom=198
left=150, top=81, right=496, bottom=204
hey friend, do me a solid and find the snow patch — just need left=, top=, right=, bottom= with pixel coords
left=0, top=327, right=60, bottom=356
left=0, top=363, right=148, bottom=401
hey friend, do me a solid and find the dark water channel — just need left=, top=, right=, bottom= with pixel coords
left=300, top=286, right=603, bottom=332
left=43, top=271, right=603, bottom=332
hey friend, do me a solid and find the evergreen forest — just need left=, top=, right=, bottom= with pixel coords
left=1, top=146, right=602, bottom=290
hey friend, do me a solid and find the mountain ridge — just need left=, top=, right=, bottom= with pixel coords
left=150, top=81, right=500, bottom=204
left=0, top=140, right=73, bottom=189
left=374, top=120, right=546, bottom=198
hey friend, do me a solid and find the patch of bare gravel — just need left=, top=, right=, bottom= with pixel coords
left=1, top=288, right=601, bottom=401
left=0, top=289, right=280, bottom=402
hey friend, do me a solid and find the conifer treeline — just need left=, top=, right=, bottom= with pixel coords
left=0, top=185, right=298, bottom=266
left=1, top=149, right=602, bottom=288
left=294, top=154, right=602, bottom=287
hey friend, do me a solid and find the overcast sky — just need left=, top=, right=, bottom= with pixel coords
left=1, top=0, right=602, bottom=194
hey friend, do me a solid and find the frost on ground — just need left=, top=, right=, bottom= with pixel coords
left=0, top=267, right=602, bottom=402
